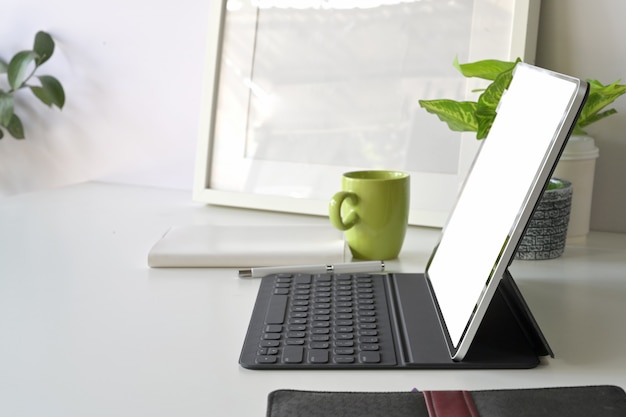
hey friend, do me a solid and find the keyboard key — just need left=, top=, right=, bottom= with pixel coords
left=359, top=351, right=381, bottom=363
left=359, top=336, right=379, bottom=344
left=294, top=275, right=312, bottom=284
left=361, top=344, right=380, bottom=351
left=308, top=349, right=329, bottom=364
left=283, top=346, right=304, bottom=363
left=259, top=348, right=279, bottom=355
left=265, top=294, right=287, bottom=324
left=257, top=356, right=278, bottom=364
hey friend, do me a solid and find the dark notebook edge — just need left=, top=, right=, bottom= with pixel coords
left=267, top=386, right=626, bottom=417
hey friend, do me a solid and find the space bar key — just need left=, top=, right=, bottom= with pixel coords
left=265, top=294, right=288, bottom=324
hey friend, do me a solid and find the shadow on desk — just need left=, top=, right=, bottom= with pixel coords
left=517, top=278, right=626, bottom=366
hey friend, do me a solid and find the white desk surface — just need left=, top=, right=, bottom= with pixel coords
left=1, top=182, right=625, bottom=417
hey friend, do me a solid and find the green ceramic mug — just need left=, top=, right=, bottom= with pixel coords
left=329, top=170, right=410, bottom=260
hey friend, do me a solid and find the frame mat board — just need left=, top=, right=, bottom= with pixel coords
left=266, top=386, right=626, bottom=417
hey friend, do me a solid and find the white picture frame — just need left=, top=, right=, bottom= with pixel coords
left=193, top=0, right=541, bottom=226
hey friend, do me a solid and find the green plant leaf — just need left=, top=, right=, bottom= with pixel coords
left=546, top=178, right=565, bottom=190
left=588, top=78, right=625, bottom=94
left=0, top=59, right=7, bottom=73
left=422, top=57, right=626, bottom=140
left=7, top=51, right=37, bottom=90
left=475, top=108, right=495, bottom=140
left=578, top=108, right=617, bottom=130
left=478, top=64, right=515, bottom=107
left=0, top=91, right=14, bottom=126
left=576, top=81, right=626, bottom=129
left=473, top=64, right=516, bottom=139
left=33, top=31, right=55, bottom=65
left=453, top=56, right=518, bottom=81
left=7, top=113, right=25, bottom=139
left=0, top=128, right=4, bottom=139
left=31, top=75, right=65, bottom=108
left=418, top=99, right=479, bottom=133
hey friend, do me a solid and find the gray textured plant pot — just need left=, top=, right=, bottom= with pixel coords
left=515, top=179, right=573, bottom=260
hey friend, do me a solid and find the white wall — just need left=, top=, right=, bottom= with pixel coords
left=534, top=0, right=626, bottom=233
left=0, top=0, right=210, bottom=194
left=2, top=0, right=626, bottom=233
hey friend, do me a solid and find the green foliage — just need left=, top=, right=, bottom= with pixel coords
left=546, top=178, right=565, bottom=190
left=418, top=58, right=519, bottom=139
left=0, top=31, right=65, bottom=139
left=574, top=79, right=626, bottom=134
left=418, top=57, right=626, bottom=139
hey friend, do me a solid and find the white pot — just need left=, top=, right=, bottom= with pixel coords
left=553, top=135, right=599, bottom=237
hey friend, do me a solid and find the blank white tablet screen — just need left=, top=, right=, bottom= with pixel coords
left=427, top=64, right=580, bottom=348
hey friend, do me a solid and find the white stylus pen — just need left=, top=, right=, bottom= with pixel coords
left=238, top=260, right=385, bottom=278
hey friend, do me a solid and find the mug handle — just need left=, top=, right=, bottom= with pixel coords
left=329, top=191, right=359, bottom=231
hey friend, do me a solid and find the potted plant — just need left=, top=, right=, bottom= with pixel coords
left=418, top=58, right=626, bottom=258
left=0, top=31, right=65, bottom=139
